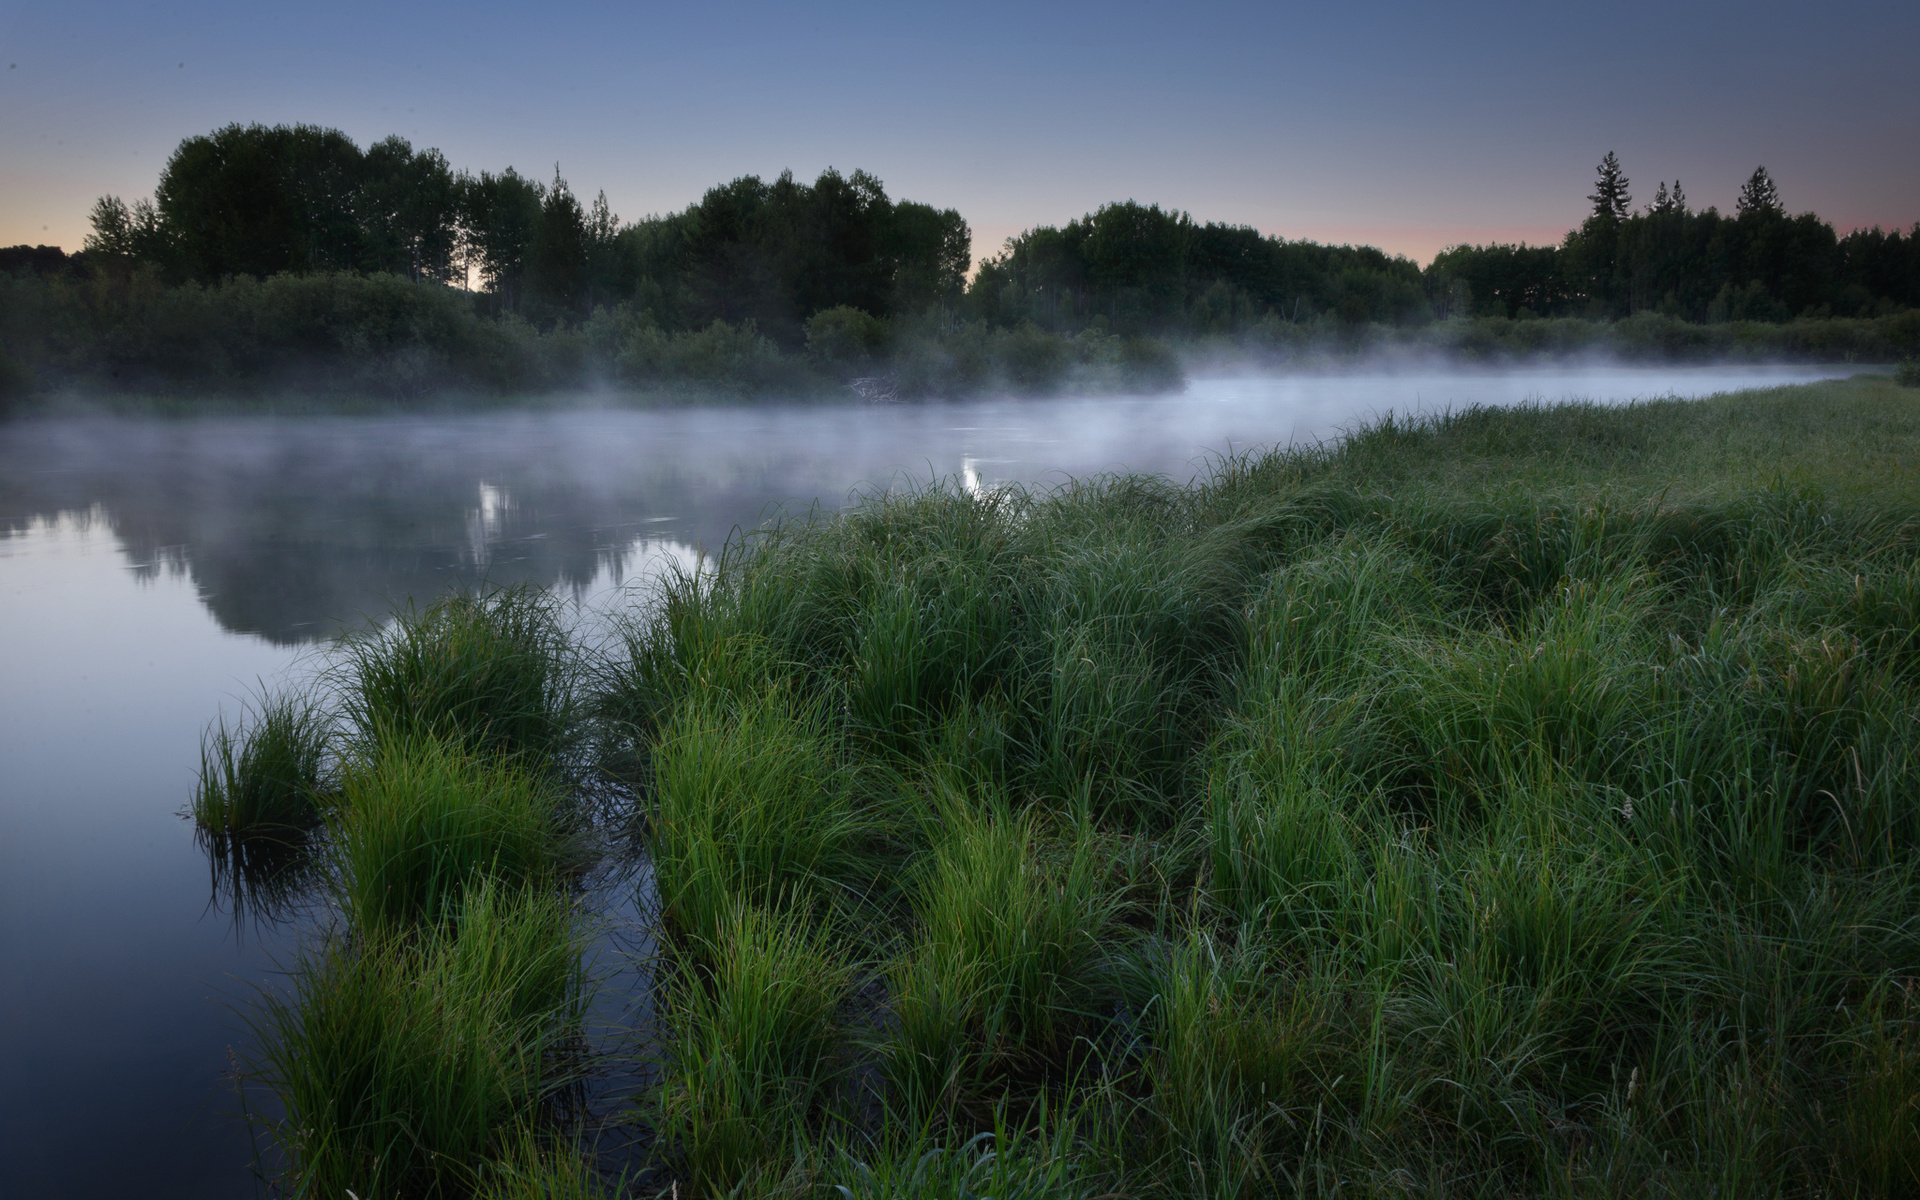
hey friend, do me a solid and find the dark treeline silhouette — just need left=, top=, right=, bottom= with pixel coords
left=1433, top=157, right=1920, bottom=322
left=78, top=122, right=970, bottom=344
left=971, top=201, right=1428, bottom=332
left=3, top=127, right=1919, bottom=408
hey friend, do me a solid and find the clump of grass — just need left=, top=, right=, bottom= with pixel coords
left=647, top=687, right=869, bottom=946
left=1895, top=357, right=1920, bottom=388
left=653, top=901, right=850, bottom=1194
left=824, top=1107, right=1112, bottom=1200
left=191, top=690, right=333, bottom=842
left=476, top=1126, right=616, bottom=1200
left=1135, top=935, right=1341, bottom=1198
left=339, top=585, right=578, bottom=767
left=881, top=800, right=1118, bottom=1116
left=332, top=735, right=566, bottom=936
left=250, top=881, right=586, bottom=1198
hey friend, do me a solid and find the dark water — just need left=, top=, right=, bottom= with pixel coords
left=0, top=366, right=1851, bottom=1196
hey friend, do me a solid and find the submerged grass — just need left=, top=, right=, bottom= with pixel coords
left=605, top=376, right=1920, bottom=1196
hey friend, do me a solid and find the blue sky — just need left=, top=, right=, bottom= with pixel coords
left=3, top=0, right=1916, bottom=264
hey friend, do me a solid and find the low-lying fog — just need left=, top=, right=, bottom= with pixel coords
left=0, top=364, right=1854, bottom=644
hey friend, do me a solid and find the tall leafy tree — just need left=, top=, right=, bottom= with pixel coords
left=458, top=168, right=544, bottom=307
left=154, top=123, right=366, bottom=280
left=360, top=137, right=459, bottom=282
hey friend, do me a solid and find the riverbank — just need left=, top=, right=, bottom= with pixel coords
left=3, top=269, right=1916, bottom=413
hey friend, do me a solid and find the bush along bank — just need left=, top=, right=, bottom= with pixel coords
left=6, top=267, right=1920, bottom=412
left=0, top=270, right=1186, bottom=406
left=201, top=376, right=1920, bottom=1195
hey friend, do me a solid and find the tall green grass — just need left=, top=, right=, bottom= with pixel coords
left=250, top=882, right=586, bottom=1199
left=881, top=799, right=1119, bottom=1117
left=647, top=687, right=873, bottom=946
left=604, top=377, right=1920, bottom=1195
left=191, top=690, right=333, bottom=841
left=331, top=735, right=568, bottom=936
left=339, top=585, right=579, bottom=768
left=654, top=901, right=850, bottom=1193
left=230, top=591, right=596, bottom=1195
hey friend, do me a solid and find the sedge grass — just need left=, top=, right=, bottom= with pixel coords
left=880, top=798, right=1119, bottom=1118
left=601, top=377, right=1920, bottom=1194
left=646, top=686, right=873, bottom=946
left=249, top=881, right=586, bottom=1199
left=653, top=901, right=851, bottom=1194
left=339, top=585, right=579, bottom=768
left=331, top=734, right=567, bottom=936
left=191, top=690, right=333, bottom=842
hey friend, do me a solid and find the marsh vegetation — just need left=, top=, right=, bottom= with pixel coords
left=199, top=375, right=1920, bottom=1195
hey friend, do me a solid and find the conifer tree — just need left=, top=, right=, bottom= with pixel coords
left=1588, top=152, right=1632, bottom=221
left=1737, top=166, right=1783, bottom=216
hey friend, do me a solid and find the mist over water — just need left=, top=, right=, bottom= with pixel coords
left=0, top=363, right=1855, bottom=1197
left=0, top=364, right=1847, bottom=644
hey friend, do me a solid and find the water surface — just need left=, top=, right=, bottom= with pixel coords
left=0, top=365, right=1851, bottom=1196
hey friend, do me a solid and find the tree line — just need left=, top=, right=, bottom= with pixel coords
left=1432, top=154, right=1920, bottom=322
left=76, top=122, right=971, bottom=346
left=8, top=123, right=1916, bottom=347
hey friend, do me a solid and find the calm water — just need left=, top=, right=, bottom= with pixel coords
left=0, top=365, right=1852, bottom=1196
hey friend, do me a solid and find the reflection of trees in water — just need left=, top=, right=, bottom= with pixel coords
left=0, top=416, right=811, bottom=644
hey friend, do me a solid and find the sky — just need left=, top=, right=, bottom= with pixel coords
left=2, top=0, right=1916, bottom=266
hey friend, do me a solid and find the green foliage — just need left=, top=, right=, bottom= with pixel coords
left=475, top=1127, right=615, bottom=1200
left=881, top=801, right=1117, bottom=1114
left=603, top=376, right=1920, bottom=1195
left=647, top=688, right=869, bottom=945
left=331, top=736, right=565, bottom=936
left=654, top=902, right=850, bottom=1194
left=339, top=585, right=578, bottom=767
left=250, top=881, right=585, bottom=1199
left=806, top=304, right=888, bottom=366
left=1897, top=357, right=1920, bottom=387
left=823, top=1116, right=1107, bottom=1200
left=191, top=691, right=333, bottom=842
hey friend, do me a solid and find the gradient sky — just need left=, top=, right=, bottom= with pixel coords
left=3, top=0, right=1916, bottom=265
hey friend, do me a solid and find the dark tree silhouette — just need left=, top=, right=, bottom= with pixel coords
left=1588, top=152, right=1632, bottom=221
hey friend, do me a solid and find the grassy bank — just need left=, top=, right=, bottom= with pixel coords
left=201, top=376, right=1920, bottom=1195
left=606, top=374, right=1920, bottom=1196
